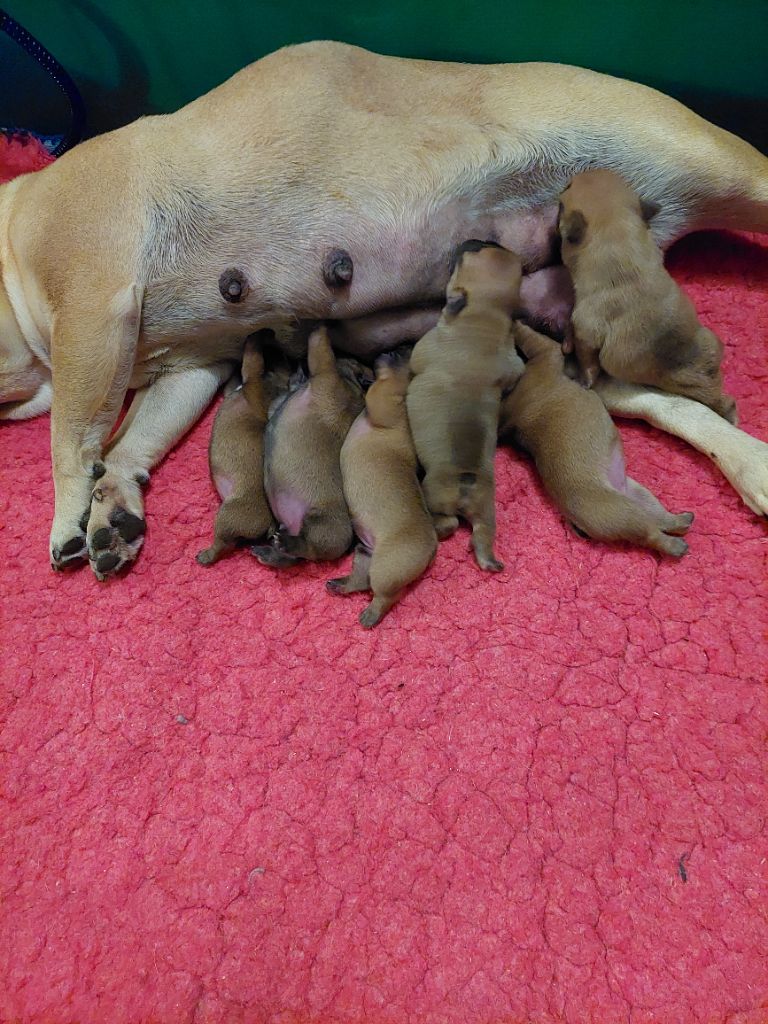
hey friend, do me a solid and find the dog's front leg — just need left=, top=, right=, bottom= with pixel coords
left=49, top=285, right=142, bottom=570
left=595, top=378, right=768, bottom=517
left=86, top=362, right=233, bottom=578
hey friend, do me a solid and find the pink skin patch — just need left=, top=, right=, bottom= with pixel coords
left=347, top=414, right=375, bottom=548
left=519, top=266, right=574, bottom=336
left=271, top=492, right=308, bottom=536
left=213, top=473, right=234, bottom=500
left=281, top=386, right=312, bottom=420
left=605, top=442, right=629, bottom=494
left=346, top=412, right=372, bottom=443
left=353, top=521, right=376, bottom=553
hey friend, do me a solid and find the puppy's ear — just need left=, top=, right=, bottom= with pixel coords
left=444, top=287, right=467, bottom=317
left=640, top=199, right=661, bottom=224
left=561, top=209, right=587, bottom=246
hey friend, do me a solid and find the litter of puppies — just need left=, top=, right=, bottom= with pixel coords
left=198, top=171, right=737, bottom=627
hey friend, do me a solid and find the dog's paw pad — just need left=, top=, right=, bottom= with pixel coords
left=51, top=534, right=88, bottom=570
left=86, top=475, right=146, bottom=579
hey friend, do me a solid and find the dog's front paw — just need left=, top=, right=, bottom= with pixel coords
left=86, top=474, right=147, bottom=579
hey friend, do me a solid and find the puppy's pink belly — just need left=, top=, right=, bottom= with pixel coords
left=605, top=444, right=628, bottom=494
left=214, top=473, right=235, bottom=500
left=271, top=491, right=308, bottom=535
left=353, top=521, right=376, bottom=552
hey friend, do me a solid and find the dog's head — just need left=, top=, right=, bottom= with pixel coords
left=445, top=240, right=523, bottom=319
left=0, top=269, right=51, bottom=420
left=558, top=169, right=660, bottom=252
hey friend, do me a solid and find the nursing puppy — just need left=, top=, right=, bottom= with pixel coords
left=328, top=357, right=437, bottom=627
left=500, top=322, right=694, bottom=556
left=407, top=241, right=524, bottom=572
left=196, top=338, right=274, bottom=564
left=252, top=326, right=368, bottom=567
left=559, top=169, right=736, bottom=422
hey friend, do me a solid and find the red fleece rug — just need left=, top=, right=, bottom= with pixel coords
left=1, top=232, right=767, bottom=1024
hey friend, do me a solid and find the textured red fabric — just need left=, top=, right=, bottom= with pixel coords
left=1, top=231, right=767, bottom=1024
left=0, top=134, right=54, bottom=185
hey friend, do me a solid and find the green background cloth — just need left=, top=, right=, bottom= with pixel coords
left=2, top=0, right=767, bottom=147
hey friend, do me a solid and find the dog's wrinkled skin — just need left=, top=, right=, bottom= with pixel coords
left=196, top=338, right=274, bottom=566
left=1, top=41, right=767, bottom=576
left=252, top=326, right=368, bottom=568
left=329, top=357, right=437, bottom=628
left=500, top=323, right=694, bottom=555
left=407, top=243, right=524, bottom=571
left=559, top=169, right=737, bottom=422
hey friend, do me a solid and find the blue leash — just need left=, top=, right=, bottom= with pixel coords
left=0, top=8, right=86, bottom=155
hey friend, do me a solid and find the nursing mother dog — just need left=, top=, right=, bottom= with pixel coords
left=1, top=41, right=767, bottom=579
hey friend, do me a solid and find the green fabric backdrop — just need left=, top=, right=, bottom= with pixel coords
left=3, top=0, right=767, bottom=147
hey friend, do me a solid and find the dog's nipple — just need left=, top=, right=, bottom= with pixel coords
left=219, top=268, right=250, bottom=304
left=322, top=248, right=354, bottom=289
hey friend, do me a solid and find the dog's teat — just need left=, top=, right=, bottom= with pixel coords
left=219, top=267, right=250, bottom=303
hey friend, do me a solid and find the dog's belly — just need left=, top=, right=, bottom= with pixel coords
left=137, top=196, right=560, bottom=369
left=323, top=200, right=560, bottom=317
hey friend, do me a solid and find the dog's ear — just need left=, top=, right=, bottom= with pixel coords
left=444, top=287, right=468, bottom=317
left=561, top=209, right=587, bottom=246
left=640, top=199, right=661, bottom=224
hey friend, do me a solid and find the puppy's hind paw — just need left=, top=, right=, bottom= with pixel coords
left=359, top=605, right=383, bottom=629
left=477, top=556, right=504, bottom=573
left=250, top=544, right=300, bottom=569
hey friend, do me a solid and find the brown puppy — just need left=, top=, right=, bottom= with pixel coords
left=327, top=357, right=437, bottom=628
left=559, top=168, right=736, bottom=422
left=407, top=241, right=524, bottom=572
left=196, top=338, right=274, bottom=564
left=253, top=326, right=368, bottom=567
left=500, top=322, right=694, bottom=556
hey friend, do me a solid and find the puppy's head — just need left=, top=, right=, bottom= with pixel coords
left=559, top=169, right=660, bottom=253
left=445, top=240, right=523, bottom=319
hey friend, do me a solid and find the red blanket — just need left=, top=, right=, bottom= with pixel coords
left=1, top=210, right=766, bottom=1019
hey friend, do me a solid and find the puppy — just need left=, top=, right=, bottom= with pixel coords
left=406, top=240, right=524, bottom=572
left=253, top=326, right=368, bottom=567
left=196, top=337, right=274, bottom=564
left=500, top=322, right=694, bottom=556
left=327, top=357, right=437, bottom=627
left=558, top=169, right=736, bottom=422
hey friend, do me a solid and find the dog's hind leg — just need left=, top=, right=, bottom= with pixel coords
left=92, top=361, right=233, bottom=578
left=49, top=284, right=142, bottom=571
left=595, top=378, right=768, bottom=517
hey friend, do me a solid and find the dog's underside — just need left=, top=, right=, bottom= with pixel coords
left=0, top=41, right=766, bottom=577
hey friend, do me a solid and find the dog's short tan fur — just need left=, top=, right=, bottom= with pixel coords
left=1, top=41, right=767, bottom=577
left=500, top=323, right=694, bottom=555
left=559, top=169, right=737, bottom=422
left=328, top=360, right=437, bottom=627
left=253, top=327, right=366, bottom=567
left=407, top=243, right=525, bottom=571
left=196, top=339, right=273, bottom=565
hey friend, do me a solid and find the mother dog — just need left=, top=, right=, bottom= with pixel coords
left=1, top=41, right=767, bottom=577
